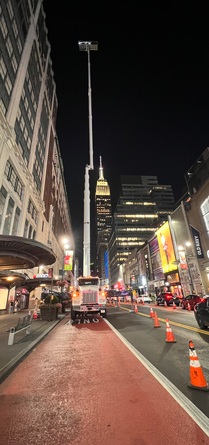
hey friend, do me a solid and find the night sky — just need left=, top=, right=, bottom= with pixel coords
left=43, top=1, right=209, bottom=263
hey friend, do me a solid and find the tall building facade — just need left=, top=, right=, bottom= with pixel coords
left=0, top=1, right=74, bottom=302
left=122, top=148, right=209, bottom=297
left=95, top=157, right=112, bottom=283
left=108, top=175, right=175, bottom=285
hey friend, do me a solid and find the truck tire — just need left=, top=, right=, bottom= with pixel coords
left=71, top=308, right=76, bottom=321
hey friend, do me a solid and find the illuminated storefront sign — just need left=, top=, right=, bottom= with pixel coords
left=156, top=222, right=177, bottom=274
left=64, top=250, right=74, bottom=271
left=190, top=226, right=204, bottom=258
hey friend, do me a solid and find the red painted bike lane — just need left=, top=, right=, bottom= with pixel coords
left=0, top=314, right=208, bottom=445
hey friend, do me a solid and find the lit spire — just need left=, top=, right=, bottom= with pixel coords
left=99, top=155, right=104, bottom=180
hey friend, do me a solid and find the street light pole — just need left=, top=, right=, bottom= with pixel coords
left=78, top=41, right=98, bottom=277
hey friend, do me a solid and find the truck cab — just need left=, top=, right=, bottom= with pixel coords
left=71, top=276, right=107, bottom=321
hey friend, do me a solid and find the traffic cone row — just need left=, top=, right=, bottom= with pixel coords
left=128, top=301, right=209, bottom=392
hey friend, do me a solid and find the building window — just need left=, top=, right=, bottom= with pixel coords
left=5, top=160, right=23, bottom=200
left=0, top=185, right=7, bottom=228
left=23, top=219, right=29, bottom=238
left=12, top=206, right=20, bottom=235
left=3, top=197, right=14, bottom=235
left=27, top=198, right=37, bottom=223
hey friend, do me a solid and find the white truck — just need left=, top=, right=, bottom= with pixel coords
left=71, top=276, right=107, bottom=321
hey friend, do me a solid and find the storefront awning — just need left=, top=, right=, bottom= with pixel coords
left=16, top=278, right=62, bottom=293
left=0, top=235, right=56, bottom=270
left=0, top=271, right=29, bottom=290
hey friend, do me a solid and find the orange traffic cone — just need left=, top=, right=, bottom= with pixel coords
left=164, top=300, right=167, bottom=307
left=187, top=302, right=191, bottom=311
left=188, top=340, right=209, bottom=391
left=165, top=319, right=176, bottom=343
left=33, top=309, right=38, bottom=319
left=153, top=311, right=161, bottom=327
left=134, top=303, right=138, bottom=313
left=150, top=306, right=155, bottom=318
left=172, top=301, right=176, bottom=309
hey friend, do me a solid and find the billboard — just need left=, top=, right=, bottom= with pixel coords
left=156, top=222, right=177, bottom=273
left=149, top=237, right=164, bottom=280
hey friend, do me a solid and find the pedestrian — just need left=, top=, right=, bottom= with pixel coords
left=9, top=300, right=14, bottom=314
left=14, top=300, right=19, bottom=313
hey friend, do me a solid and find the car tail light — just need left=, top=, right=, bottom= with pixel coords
left=200, top=298, right=204, bottom=302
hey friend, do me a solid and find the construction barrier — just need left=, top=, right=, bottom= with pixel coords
left=188, top=340, right=209, bottom=391
left=165, top=319, right=176, bottom=343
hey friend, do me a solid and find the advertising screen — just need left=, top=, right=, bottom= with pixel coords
left=156, top=222, right=177, bottom=273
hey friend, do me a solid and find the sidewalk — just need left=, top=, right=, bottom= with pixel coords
left=0, top=308, right=67, bottom=383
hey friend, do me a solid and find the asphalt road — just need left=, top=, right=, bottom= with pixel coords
left=107, top=303, right=209, bottom=419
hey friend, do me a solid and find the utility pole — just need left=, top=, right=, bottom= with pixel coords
left=78, top=41, right=98, bottom=276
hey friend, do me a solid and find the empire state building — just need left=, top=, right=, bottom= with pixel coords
left=95, top=157, right=112, bottom=283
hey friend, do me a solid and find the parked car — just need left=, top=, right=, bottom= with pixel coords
left=136, top=295, right=152, bottom=304
left=194, top=296, right=209, bottom=329
left=181, top=294, right=204, bottom=310
left=156, top=292, right=181, bottom=307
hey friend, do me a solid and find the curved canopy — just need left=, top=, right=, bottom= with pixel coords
left=16, top=278, right=61, bottom=293
left=0, top=236, right=56, bottom=271
left=0, top=271, right=28, bottom=290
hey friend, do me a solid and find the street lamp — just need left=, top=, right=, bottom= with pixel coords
left=78, top=41, right=98, bottom=277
